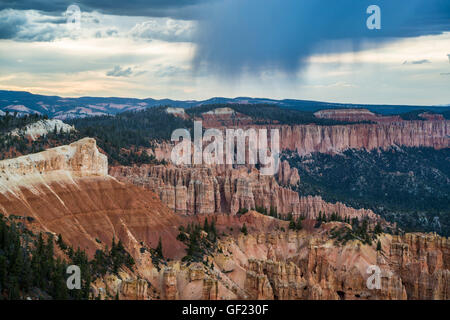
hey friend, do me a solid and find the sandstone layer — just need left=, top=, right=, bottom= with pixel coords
left=264, top=121, right=449, bottom=155
left=131, top=212, right=449, bottom=300
left=110, top=163, right=378, bottom=222
left=0, top=138, right=186, bottom=292
left=199, top=120, right=449, bottom=155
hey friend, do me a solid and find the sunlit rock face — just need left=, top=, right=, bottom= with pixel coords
left=0, top=137, right=107, bottom=191
left=0, top=138, right=186, bottom=285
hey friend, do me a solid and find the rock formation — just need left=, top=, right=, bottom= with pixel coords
left=143, top=115, right=449, bottom=161
left=110, top=164, right=378, bottom=222
left=389, top=233, right=450, bottom=299
left=0, top=138, right=186, bottom=288
left=199, top=120, right=449, bottom=156
left=139, top=212, right=449, bottom=300
left=10, top=119, right=75, bottom=140
left=91, top=271, right=151, bottom=300
left=313, top=108, right=401, bottom=123
left=0, top=137, right=107, bottom=190
left=278, top=160, right=300, bottom=186
left=275, top=121, right=450, bottom=155
left=223, top=220, right=448, bottom=300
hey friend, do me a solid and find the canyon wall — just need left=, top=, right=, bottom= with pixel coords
left=110, top=163, right=378, bottom=222
left=199, top=120, right=449, bottom=156
left=133, top=212, right=448, bottom=300
left=149, top=117, right=450, bottom=163
left=218, top=221, right=449, bottom=300
left=276, top=120, right=450, bottom=155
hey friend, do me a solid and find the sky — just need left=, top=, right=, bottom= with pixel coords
left=0, top=0, right=449, bottom=105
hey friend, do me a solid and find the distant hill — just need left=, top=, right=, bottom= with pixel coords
left=0, top=90, right=449, bottom=119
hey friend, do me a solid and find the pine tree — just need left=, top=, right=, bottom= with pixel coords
left=156, top=237, right=164, bottom=259
left=270, top=206, right=278, bottom=218
left=296, top=218, right=303, bottom=230
left=241, top=224, right=248, bottom=236
left=209, top=220, right=217, bottom=242
left=203, top=218, right=209, bottom=233
left=377, top=240, right=382, bottom=251
left=374, top=222, right=383, bottom=234
left=57, top=234, right=67, bottom=250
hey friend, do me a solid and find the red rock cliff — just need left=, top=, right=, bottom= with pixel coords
left=276, top=120, right=449, bottom=155
left=110, top=164, right=379, bottom=223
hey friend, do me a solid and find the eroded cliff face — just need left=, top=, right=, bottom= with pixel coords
left=0, top=137, right=107, bottom=191
left=122, top=212, right=447, bottom=301
left=278, top=160, right=300, bottom=186
left=0, top=138, right=187, bottom=299
left=199, top=120, right=449, bottom=156
left=238, top=227, right=449, bottom=300
left=147, top=114, right=449, bottom=163
left=389, top=233, right=450, bottom=300
left=110, top=163, right=378, bottom=222
left=277, top=121, right=450, bottom=155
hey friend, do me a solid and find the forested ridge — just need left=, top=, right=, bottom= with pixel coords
left=186, top=103, right=373, bottom=125
left=284, top=147, right=450, bottom=236
left=0, top=107, right=193, bottom=165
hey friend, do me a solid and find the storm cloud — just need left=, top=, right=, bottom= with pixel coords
left=0, top=0, right=211, bottom=19
left=0, top=9, right=70, bottom=41
left=193, top=0, right=450, bottom=76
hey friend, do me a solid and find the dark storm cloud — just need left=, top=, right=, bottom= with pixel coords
left=0, top=0, right=211, bottom=18
left=2, top=0, right=450, bottom=76
left=193, top=0, right=450, bottom=75
left=0, top=9, right=68, bottom=41
left=0, top=8, right=26, bottom=39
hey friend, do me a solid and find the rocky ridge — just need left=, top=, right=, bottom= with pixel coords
left=10, top=119, right=75, bottom=140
